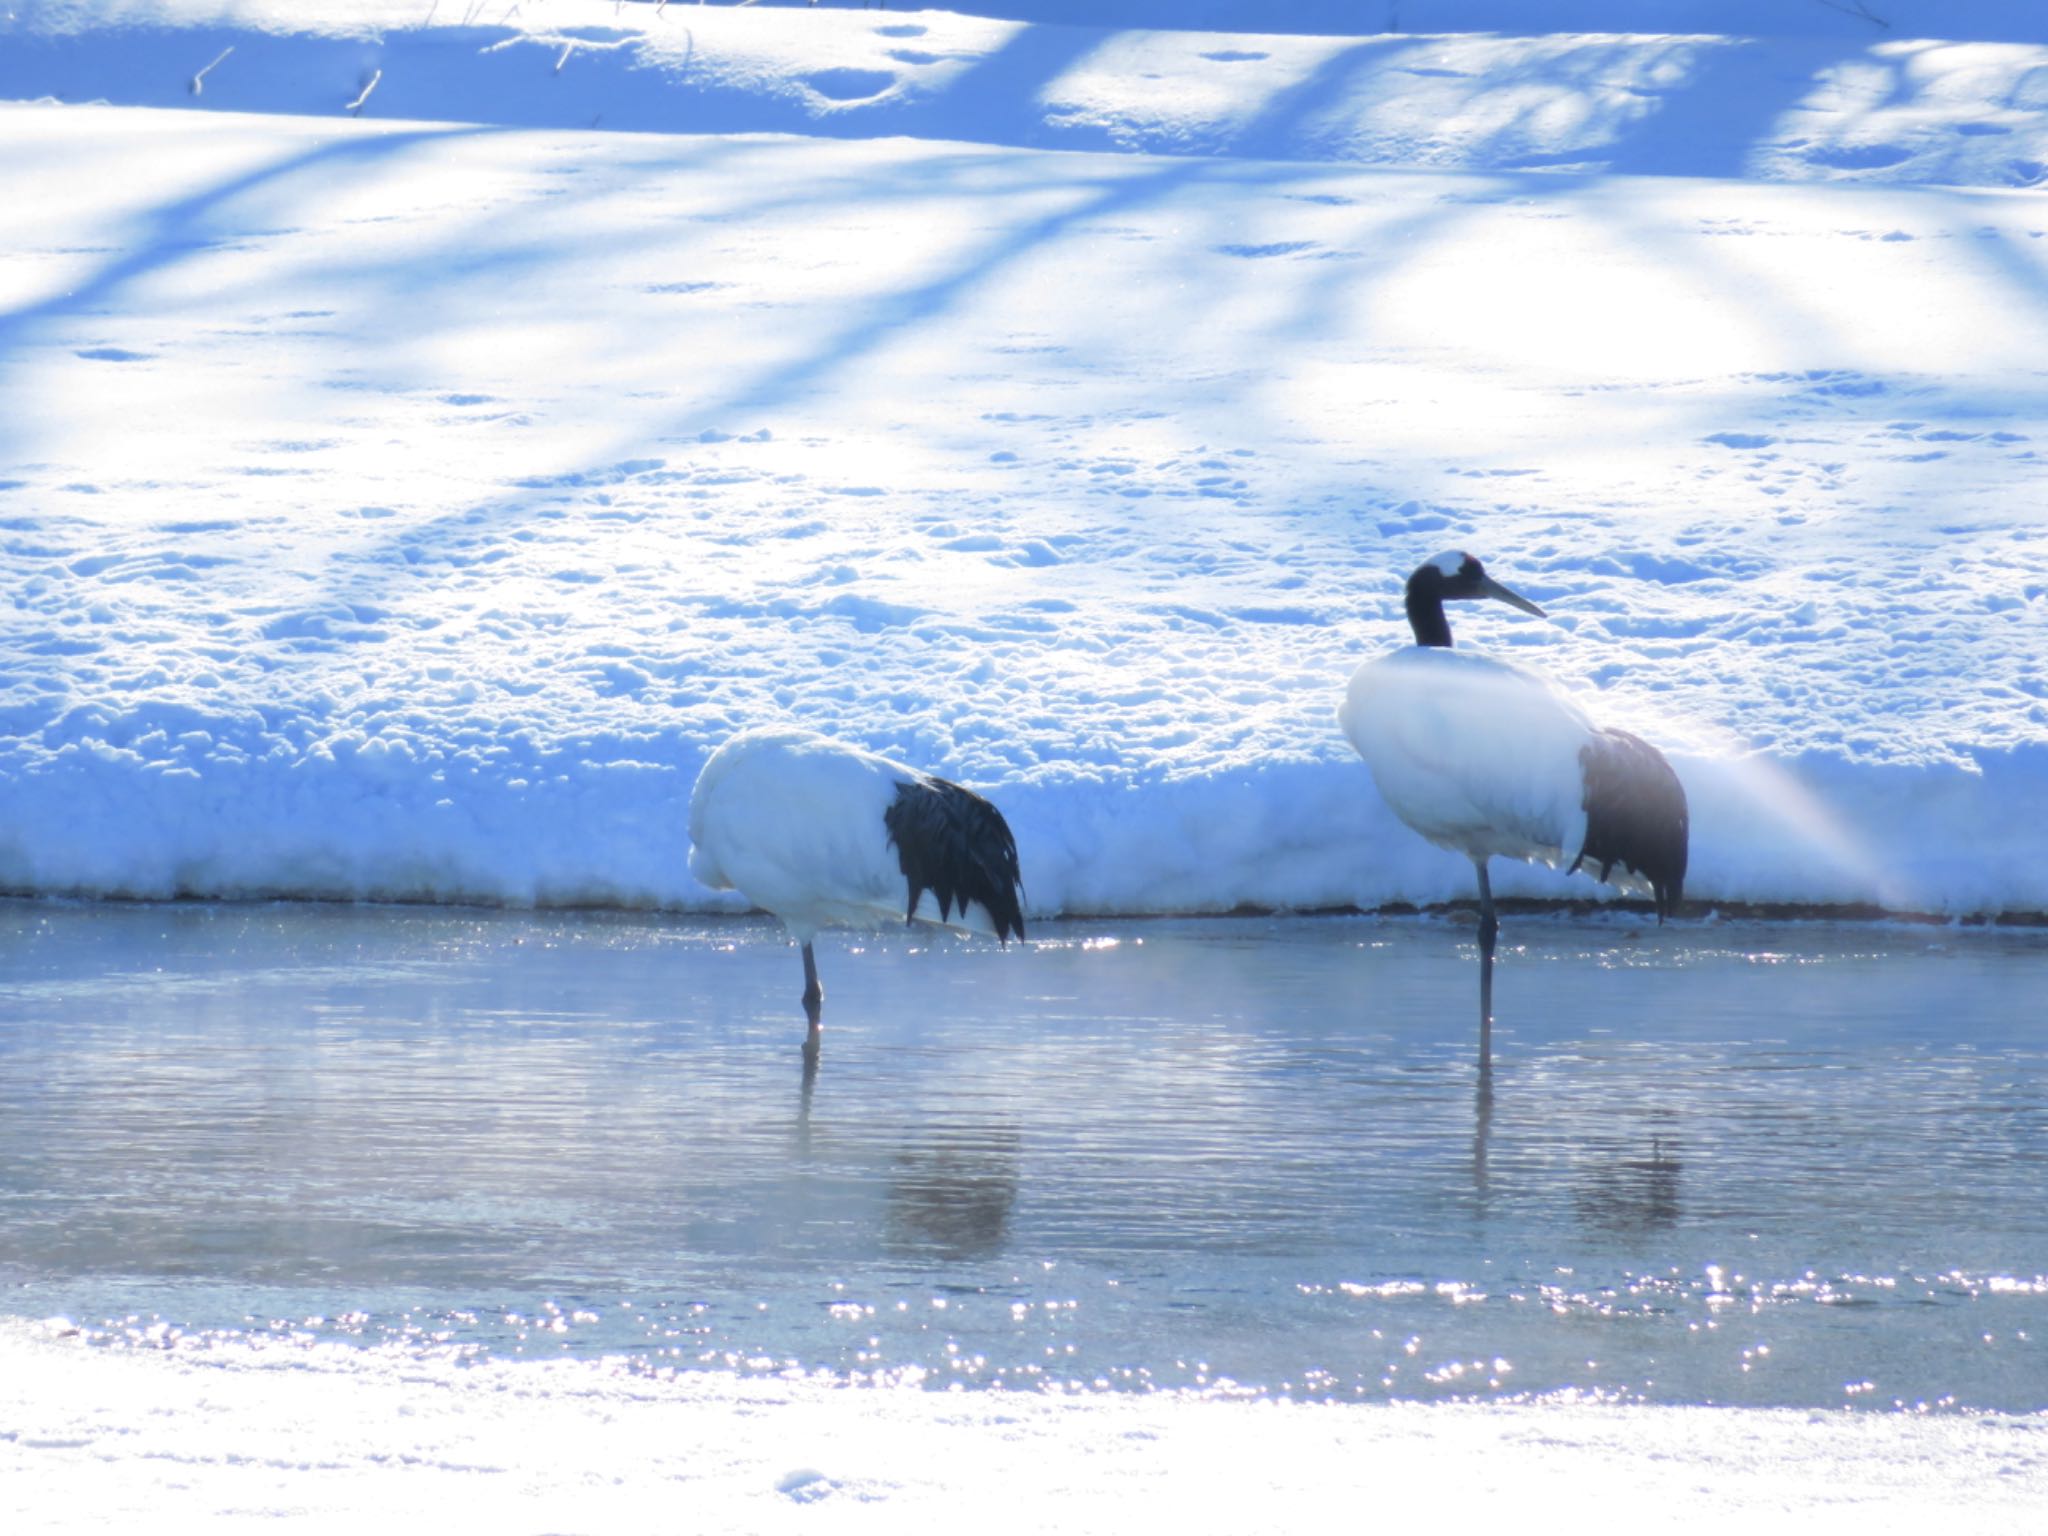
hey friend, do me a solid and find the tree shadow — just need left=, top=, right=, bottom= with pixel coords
left=9, top=9, right=2048, bottom=828
left=0, top=123, right=498, bottom=456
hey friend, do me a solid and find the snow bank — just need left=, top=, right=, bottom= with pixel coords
left=2, top=4, right=2046, bottom=919
left=3, top=1322, right=2044, bottom=1533
left=8, top=1, right=2048, bottom=185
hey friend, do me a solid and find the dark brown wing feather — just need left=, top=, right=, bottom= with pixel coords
left=1572, top=728, right=1688, bottom=919
left=883, top=776, right=1026, bottom=943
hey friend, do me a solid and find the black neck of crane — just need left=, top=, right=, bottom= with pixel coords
left=1405, top=575, right=1454, bottom=648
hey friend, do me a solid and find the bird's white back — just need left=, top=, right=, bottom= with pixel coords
left=1341, top=646, right=1594, bottom=869
left=688, top=728, right=1008, bottom=942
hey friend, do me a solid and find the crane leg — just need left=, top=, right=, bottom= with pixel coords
left=802, top=946, right=827, bottom=1015
left=1474, top=860, right=1496, bottom=1072
left=802, top=946, right=827, bottom=1064
left=800, top=942, right=824, bottom=1062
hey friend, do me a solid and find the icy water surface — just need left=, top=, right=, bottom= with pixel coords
left=1, top=901, right=2043, bottom=1412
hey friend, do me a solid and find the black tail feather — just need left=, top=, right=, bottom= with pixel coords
left=884, top=776, right=1026, bottom=943
left=1572, top=728, right=1688, bottom=920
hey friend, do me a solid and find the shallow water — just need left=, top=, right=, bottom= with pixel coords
left=1, top=901, right=2043, bottom=1411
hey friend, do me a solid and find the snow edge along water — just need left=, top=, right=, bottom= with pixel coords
left=5, top=742, right=2048, bottom=921
left=3, top=1318, right=2046, bottom=1532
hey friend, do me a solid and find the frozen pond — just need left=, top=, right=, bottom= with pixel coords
left=1, top=900, right=2044, bottom=1413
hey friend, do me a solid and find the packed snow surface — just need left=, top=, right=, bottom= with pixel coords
left=4, top=1322, right=2045, bottom=1534
left=4, top=0, right=2048, bottom=918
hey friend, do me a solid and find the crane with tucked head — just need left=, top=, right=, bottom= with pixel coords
left=1339, top=553, right=1688, bottom=1070
left=688, top=727, right=1026, bottom=1060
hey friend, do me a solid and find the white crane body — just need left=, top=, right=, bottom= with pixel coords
left=1342, top=644, right=1597, bottom=877
left=688, top=727, right=1025, bottom=1044
left=1339, top=552, right=1690, bottom=1069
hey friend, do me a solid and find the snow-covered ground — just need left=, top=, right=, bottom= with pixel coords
left=5, top=1320, right=2045, bottom=1533
left=4, top=0, right=2047, bottom=921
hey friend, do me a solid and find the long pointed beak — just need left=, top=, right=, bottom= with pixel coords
left=1479, top=575, right=1546, bottom=618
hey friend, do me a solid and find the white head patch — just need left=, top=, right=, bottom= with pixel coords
left=1429, top=550, right=1471, bottom=577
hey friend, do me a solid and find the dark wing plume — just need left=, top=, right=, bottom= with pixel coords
left=1572, top=728, right=1688, bottom=920
left=884, top=776, right=1026, bottom=943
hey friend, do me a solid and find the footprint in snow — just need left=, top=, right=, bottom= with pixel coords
left=803, top=68, right=894, bottom=103
left=1214, top=241, right=1318, bottom=259
left=776, top=1469, right=837, bottom=1504
left=1805, top=143, right=1913, bottom=171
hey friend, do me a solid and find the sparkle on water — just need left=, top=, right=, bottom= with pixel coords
left=1, top=900, right=2042, bottom=1412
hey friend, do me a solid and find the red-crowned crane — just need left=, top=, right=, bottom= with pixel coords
left=688, top=727, right=1026, bottom=1057
left=1339, top=553, right=1688, bottom=1071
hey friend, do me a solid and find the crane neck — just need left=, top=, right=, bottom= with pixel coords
left=1405, top=580, right=1454, bottom=647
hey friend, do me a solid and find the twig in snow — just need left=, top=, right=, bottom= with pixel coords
left=1812, top=0, right=1891, bottom=28
left=346, top=70, right=383, bottom=115
left=190, top=46, right=233, bottom=96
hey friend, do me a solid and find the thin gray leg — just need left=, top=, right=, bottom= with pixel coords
left=801, top=941, right=822, bottom=1012
left=800, top=942, right=824, bottom=1066
left=1474, top=859, right=1497, bottom=1072
left=1472, top=1068, right=1494, bottom=1205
